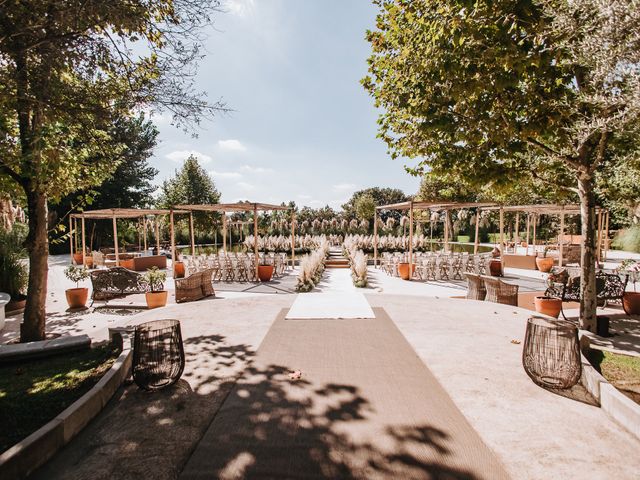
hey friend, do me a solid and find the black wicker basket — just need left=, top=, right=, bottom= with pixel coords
left=522, top=316, right=581, bottom=390
left=133, top=319, right=185, bottom=391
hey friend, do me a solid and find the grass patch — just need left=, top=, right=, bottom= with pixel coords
left=587, top=349, right=640, bottom=404
left=0, top=345, right=119, bottom=453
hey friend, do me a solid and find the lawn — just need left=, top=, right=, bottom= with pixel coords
left=0, top=345, right=119, bottom=453
left=588, top=349, right=640, bottom=405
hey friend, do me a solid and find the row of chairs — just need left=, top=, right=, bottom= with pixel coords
left=380, top=252, right=494, bottom=281
left=181, top=252, right=289, bottom=282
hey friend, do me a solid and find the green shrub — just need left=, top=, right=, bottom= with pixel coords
left=612, top=226, right=640, bottom=253
left=0, top=225, right=28, bottom=298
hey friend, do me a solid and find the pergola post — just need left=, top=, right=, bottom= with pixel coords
left=291, top=210, right=296, bottom=268
left=474, top=209, right=480, bottom=255
left=374, top=209, right=378, bottom=268
left=604, top=210, right=610, bottom=261
left=143, top=217, right=148, bottom=253
left=526, top=214, right=531, bottom=255
left=155, top=217, right=160, bottom=253
left=559, top=210, right=565, bottom=267
left=222, top=213, right=227, bottom=252
left=137, top=218, right=141, bottom=252
left=189, top=212, right=195, bottom=256
left=514, top=213, right=520, bottom=244
left=596, top=209, right=603, bottom=263
left=69, top=216, right=74, bottom=264
left=81, top=217, right=87, bottom=267
left=443, top=209, right=449, bottom=253
left=170, top=210, right=176, bottom=276
left=408, top=202, right=414, bottom=278
left=112, top=216, right=119, bottom=266
left=532, top=214, right=537, bottom=254
left=499, top=207, right=504, bottom=251
left=253, top=205, right=259, bottom=279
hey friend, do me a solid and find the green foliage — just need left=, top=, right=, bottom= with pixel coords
left=0, top=225, right=28, bottom=298
left=142, top=266, right=166, bottom=293
left=612, top=226, right=640, bottom=254
left=342, top=187, right=407, bottom=222
left=157, top=155, right=221, bottom=231
left=63, top=265, right=90, bottom=287
left=354, top=194, right=376, bottom=221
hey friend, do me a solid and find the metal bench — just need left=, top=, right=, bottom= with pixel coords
left=545, top=270, right=628, bottom=320
left=90, top=267, right=149, bottom=305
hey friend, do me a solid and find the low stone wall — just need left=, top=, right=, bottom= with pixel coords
left=579, top=335, right=640, bottom=441
left=0, top=341, right=132, bottom=480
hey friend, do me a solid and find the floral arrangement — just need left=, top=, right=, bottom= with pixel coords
left=343, top=234, right=444, bottom=254
left=349, top=250, right=368, bottom=288
left=295, top=240, right=329, bottom=292
left=244, top=234, right=338, bottom=254
left=618, top=259, right=640, bottom=291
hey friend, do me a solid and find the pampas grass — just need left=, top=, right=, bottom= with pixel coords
left=296, top=239, right=329, bottom=292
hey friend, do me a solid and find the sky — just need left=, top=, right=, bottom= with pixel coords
left=149, top=0, right=421, bottom=211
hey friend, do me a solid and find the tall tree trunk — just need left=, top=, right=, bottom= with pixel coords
left=578, top=172, right=597, bottom=332
left=21, top=190, right=49, bottom=342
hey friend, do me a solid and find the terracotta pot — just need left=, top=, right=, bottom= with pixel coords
left=174, top=261, right=185, bottom=278
left=489, top=259, right=503, bottom=277
left=622, top=291, right=640, bottom=315
left=535, top=256, right=554, bottom=273
left=6, top=295, right=27, bottom=313
left=85, top=256, right=94, bottom=268
left=65, top=287, right=88, bottom=309
left=73, top=252, right=84, bottom=265
left=145, top=291, right=168, bottom=309
left=258, top=265, right=274, bottom=282
left=119, top=258, right=135, bottom=270
left=534, top=296, right=562, bottom=318
left=398, top=263, right=415, bottom=281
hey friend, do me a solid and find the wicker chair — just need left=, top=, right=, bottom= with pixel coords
left=464, top=273, right=487, bottom=300
left=482, top=275, right=519, bottom=306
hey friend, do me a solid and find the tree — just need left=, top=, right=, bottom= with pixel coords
left=363, top=0, right=640, bottom=330
left=342, top=187, right=408, bottom=222
left=0, top=0, right=226, bottom=341
left=50, top=114, right=159, bottom=251
left=354, top=194, right=376, bottom=222
left=157, top=155, right=221, bottom=231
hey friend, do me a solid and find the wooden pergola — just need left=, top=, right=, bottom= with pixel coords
left=479, top=204, right=609, bottom=265
left=70, top=208, right=186, bottom=267
left=374, top=201, right=498, bottom=272
left=174, top=202, right=294, bottom=278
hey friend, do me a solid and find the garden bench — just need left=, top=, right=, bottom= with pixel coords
left=544, top=270, right=628, bottom=320
left=90, top=267, right=149, bottom=305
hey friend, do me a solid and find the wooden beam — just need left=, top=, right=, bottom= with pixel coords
left=474, top=210, right=480, bottom=255
left=514, top=213, right=520, bottom=244
left=112, top=216, right=119, bottom=266
left=444, top=212, right=449, bottom=253
left=596, top=209, right=603, bottom=263
left=604, top=210, right=610, bottom=261
left=532, top=214, right=537, bottom=255
left=559, top=211, right=565, bottom=267
left=254, top=206, right=259, bottom=279
left=155, top=218, right=160, bottom=253
left=81, top=217, right=86, bottom=267
left=499, top=207, right=504, bottom=250
left=525, top=214, right=531, bottom=255
left=69, top=216, right=74, bottom=264
left=170, top=210, right=176, bottom=276
left=222, top=213, right=227, bottom=251
left=189, top=212, right=195, bottom=256
left=291, top=210, right=296, bottom=268
left=143, top=217, right=148, bottom=253
left=408, top=202, right=414, bottom=280
left=374, top=210, right=378, bottom=268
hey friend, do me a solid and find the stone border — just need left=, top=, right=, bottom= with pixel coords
left=579, top=335, right=640, bottom=441
left=0, top=338, right=132, bottom=480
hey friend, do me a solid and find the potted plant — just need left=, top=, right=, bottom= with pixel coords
left=0, top=226, right=29, bottom=313
left=143, top=267, right=168, bottom=309
left=398, top=262, right=415, bottom=280
left=535, top=246, right=554, bottom=273
left=258, top=256, right=274, bottom=282
left=64, top=264, right=90, bottom=309
left=618, top=259, right=640, bottom=314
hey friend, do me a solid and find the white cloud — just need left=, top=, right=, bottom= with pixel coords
left=332, top=183, right=357, bottom=191
left=217, top=139, right=247, bottom=152
left=297, top=194, right=312, bottom=200
left=240, top=164, right=273, bottom=174
left=236, top=181, right=255, bottom=191
left=225, top=0, right=255, bottom=16
left=210, top=170, right=242, bottom=179
left=166, top=150, right=212, bottom=163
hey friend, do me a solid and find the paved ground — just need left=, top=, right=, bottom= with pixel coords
left=181, top=308, right=509, bottom=479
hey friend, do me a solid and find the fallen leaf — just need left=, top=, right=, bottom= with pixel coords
left=511, top=339, right=521, bottom=344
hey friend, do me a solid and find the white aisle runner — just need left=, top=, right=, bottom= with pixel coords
left=286, top=269, right=375, bottom=319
